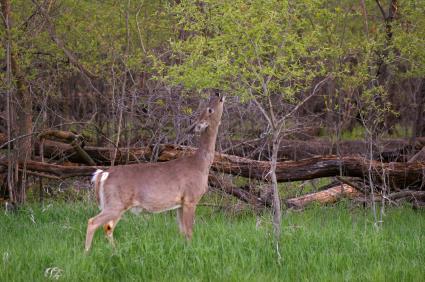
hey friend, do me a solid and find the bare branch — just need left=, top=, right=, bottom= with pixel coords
left=277, top=75, right=331, bottom=132
left=375, top=0, right=387, bottom=20
left=388, top=0, right=398, bottom=20
left=250, top=90, right=274, bottom=130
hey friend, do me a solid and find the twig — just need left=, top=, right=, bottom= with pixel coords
left=277, top=75, right=331, bottom=128
left=375, top=0, right=387, bottom=20
left=336, top=176, right=364, bottom=192
left=17, top=169, right=60, bottom=180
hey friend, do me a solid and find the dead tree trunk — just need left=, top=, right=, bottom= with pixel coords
left=208, top=172, right=270, bottom=208
left=285, top=184, right=362, bottom=209
left=228, top=137, right=425, bottom=161
left=2, top=133, right=425, bottom=164
left=1, top=151, right=424, bottom=191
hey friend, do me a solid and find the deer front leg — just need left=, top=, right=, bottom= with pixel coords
left=181, top=203, right=196, bottom=241
left=85, top=210, right=121, bottom=252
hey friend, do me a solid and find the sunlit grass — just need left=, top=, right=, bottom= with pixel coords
left=1, top=201, right=424, bottom=281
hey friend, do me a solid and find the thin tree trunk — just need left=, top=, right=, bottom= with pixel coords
left=271, top=132, right=282, bottom=238
left=1, top=0, right=33, bottom=204
left=412, top=79, right=425, bottom=138
left=270, top=130, right=282, bottom=261
left=3, top=0, right=14, bottom=204
left=112, top=1, right=130, bottom=166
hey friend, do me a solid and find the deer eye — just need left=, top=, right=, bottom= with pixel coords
left=208, top=108, right=214, bottom=114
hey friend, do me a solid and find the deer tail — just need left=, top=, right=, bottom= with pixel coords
left=91, top=169, right=108, bottom=209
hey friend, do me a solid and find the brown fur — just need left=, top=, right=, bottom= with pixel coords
left=85, top=94, right=225, bottom=251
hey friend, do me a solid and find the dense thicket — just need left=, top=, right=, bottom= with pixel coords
left=1, top=0, right=424, bottom=205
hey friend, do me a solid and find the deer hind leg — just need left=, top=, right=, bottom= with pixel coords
left=103, top=217, right=121, bottom=247
left=85, top=210, right=121, bottom=252
left=176, top=207, right=184, bottom=234
left=181, top=203, right=196, bottom=241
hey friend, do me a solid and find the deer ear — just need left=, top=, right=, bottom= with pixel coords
left=215, top=91, right=220, bottom=97
left=220, top=96, right=225, bottom=102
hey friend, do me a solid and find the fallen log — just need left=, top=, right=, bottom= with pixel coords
left=388, top=190, right=425, bottom=201
left=3, top=133, right=425, bottom=163
left=38, top=130, right=83, bottom=143
left=37, top=130, right=100, bottom=166
left=387, top=190, right=425, bottom=209
left=209, top=172, right=271, bottom=208
left=33, top=139, right=153, bottom=164
left=285, top=184, right=362, bottom=208
left=157, top=145, right=425, bottom=189
left=0, top=159, right=105, bottom=179
left=1, top=149, right=424, bottom=190
left=0, top=133, right=153, bottom=165
left=226, top=137, right=425, bottom=161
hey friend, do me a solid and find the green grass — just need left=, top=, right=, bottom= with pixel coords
left=1, top=202, right=424, bottom=281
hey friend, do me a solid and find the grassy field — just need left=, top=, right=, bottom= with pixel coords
left=1, top=201, right=424, bottom=281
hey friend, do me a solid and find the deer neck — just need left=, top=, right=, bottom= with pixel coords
left=195, top=124, right=219, bottom=167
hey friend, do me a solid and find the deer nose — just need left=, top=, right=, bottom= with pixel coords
left=194, top=121, right=208, bottom=133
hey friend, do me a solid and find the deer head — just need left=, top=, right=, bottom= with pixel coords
left=190, top=92, right=225, bottom=134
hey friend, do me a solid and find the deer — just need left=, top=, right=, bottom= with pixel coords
left=85, top=93, right=225, bottom=251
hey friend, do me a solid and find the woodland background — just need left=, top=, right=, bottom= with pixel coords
left=0, top=0, right=425, bottom=212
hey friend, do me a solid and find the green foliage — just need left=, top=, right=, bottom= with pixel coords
left=52, top=0, right=173, bottom=76
left=165, top=0, right=331, bottom=102
left=162, top=0, right=425, bottom=127
left=0, top=202, right=424, bottom=281
left=1, top=0, right=174, bottom=83
left=393, top=0, right=425, bottom=77
left=2, top=0, right=424, bottom=137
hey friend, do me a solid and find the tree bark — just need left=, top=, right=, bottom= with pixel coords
left=1, top=0, right=33, bottom=204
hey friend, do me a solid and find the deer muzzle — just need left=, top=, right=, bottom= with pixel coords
left=194, top=121, right=209, bottom=133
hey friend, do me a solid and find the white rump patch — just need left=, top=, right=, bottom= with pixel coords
left=91, top=169, right=109, bottom=210
left=100, top=172, right=109, bottom=182
left=91, top=169, right=104, bottom=183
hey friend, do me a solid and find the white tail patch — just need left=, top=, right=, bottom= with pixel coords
left=99, top=172, right=109, bottom=210
left=100, top=172, right=109, bottom=182
left=91, top=169, right=104, bottom=183
left=92, top=169, right=109, bottom=210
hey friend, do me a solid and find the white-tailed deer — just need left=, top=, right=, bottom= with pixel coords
left=85, top=93, right=225, bottom=251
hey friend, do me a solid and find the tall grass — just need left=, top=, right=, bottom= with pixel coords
left=1, top=202, right=424, bottom=281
